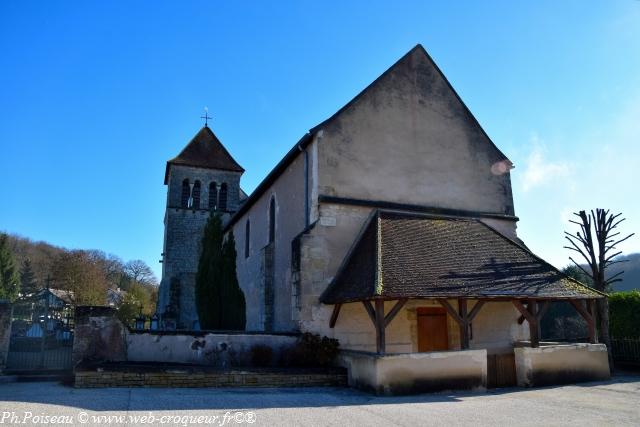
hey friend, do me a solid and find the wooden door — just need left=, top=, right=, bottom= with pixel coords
left=417, top=307, right=449, bottom=352
left=487, top=353, right=517, bottom=388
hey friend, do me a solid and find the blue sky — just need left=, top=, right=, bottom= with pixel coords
left=1, top=1, right=638, bottom=279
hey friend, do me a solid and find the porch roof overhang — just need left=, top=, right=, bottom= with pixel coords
left=320, top=210, right=605, bottom=305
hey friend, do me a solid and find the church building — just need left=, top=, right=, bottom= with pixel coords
left=158, top=45, right=608, bottom=393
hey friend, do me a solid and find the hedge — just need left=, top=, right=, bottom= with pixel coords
left=609, top=290, right=640, bottom=338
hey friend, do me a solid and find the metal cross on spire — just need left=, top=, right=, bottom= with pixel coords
left=201, top=107, right=212, bottom=127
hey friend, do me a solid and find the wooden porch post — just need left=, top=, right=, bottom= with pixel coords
left=439, top=299, right=484, bottom=351
left=512, top=299, right=539, bottom=348
left=458, top=299, right=469, bottom=350
left=587, top=299, right=598, bottom=344
left=529, top=300, right=540, bottom=348
left=362, top=299, right=407, bottom=355
left=571, top=299, right=598, bottom=344
left=375, top=300, right=386, bottom=355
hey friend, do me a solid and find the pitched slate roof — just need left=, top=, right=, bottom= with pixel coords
left=320, top=211, right=604, bottom=304
left=164, top=126, right=244, bottom=184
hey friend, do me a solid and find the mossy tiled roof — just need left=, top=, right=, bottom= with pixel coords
left=320, top=211, right=604, bottom=304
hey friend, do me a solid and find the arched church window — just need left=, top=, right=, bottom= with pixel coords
left=181, top=179, right=190, bottom=208
left=245, top=219, right=250, bottom=258
left=208, top=182, right=218, bottom=211
left=269, top=196, right=276, bottom=243
left=192, top=181, right=201, bottom=209
left=219, top=183, right=228, bottom=211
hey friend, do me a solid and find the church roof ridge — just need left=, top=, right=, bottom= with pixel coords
left=164, top=126, right=244, bottom=184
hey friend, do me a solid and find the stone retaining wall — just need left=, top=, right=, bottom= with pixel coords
left=73, top=306, right=299, bottom=368
left=514, top=343, right=610, bottom=387
left=127, top=331, right=297, bottom=367
left=338, top=349, right=487, bottom=396
left=75, top=368, right=347, bottom=388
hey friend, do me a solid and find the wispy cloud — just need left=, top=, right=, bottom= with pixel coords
left=521, top=136, right=571, bottom=192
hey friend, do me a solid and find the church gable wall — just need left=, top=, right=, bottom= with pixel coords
left=315, top=48, right=514, bottom=217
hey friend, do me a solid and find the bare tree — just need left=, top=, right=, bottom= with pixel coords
left=124, top=260, right=157, bottom=286
left=564, top=209, right=634, bottom=370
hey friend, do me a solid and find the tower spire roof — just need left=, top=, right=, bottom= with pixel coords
left=164, top=126, right=244, bottom=184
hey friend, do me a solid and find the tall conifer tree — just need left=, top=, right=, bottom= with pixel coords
left=195, top=215, right=247, bottom=330
left=195, top=213, right=224, bottom=329
left=0, top=233, right=20, bottom=302
left=20, top=258, right=38, bottom=296
left=221, top=231, right=246, bottom=330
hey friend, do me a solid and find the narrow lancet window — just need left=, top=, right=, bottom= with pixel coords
left=192, top=181, right=201, bottom=209
left=208, top=182, right=218, bottom=211
left=219, top=183, right=228, bottom=211
left=245, top=219, right=250, bottom=258
left=181, top=179, right=190, bottom=208
left=268, top=196, right=276, bottom=243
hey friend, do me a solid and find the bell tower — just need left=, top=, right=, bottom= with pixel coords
left=157, top=125, right=244, bottom=329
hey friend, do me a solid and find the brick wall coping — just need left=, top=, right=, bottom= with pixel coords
left=76, top=361, right=346, bottom=375
left=127, top=329, right=301, bottom=337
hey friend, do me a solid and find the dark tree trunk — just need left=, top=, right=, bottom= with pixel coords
left=564, top=209, right=634, bottom=375
left=596, top=298, right=613, bottom=371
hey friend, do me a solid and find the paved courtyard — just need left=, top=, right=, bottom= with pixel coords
left=0, top=376, right=639, bottom=426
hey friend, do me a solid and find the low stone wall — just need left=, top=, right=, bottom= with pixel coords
left=0, top=302, right=12, bottom=372
left=514, top=343, right=610, bottom=387
left=75, top=366, right=347, bottom=388
left=338, top=349, right=487, bottom=395
left=72, top=306, right=300, bottom=369
left=126, top=331, right=298, bottom=367
left=72, top=306, right=127, bottom=367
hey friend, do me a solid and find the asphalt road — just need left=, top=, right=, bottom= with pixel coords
left=0, top=376, right=639, bottom=426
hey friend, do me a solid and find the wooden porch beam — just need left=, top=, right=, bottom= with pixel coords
left=384, top=299, right=407, bottom=327
left=468, top=300, right=485, bottom=323
left=329, top=303, right=342, bottom=328
left=517, top=301, right=529, bottom=324
left=512, top=300, right=535, bottom=324
left=438, top=299, right=464, bottom=326
left=513, top=299, right=539, bottom=347
left=362, top=301, right=376, bottom=325
left=570, top=299, right=597, bottom=344
left=537, top=301, right=550, bottom=321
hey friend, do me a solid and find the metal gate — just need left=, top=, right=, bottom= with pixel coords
left=5, top=289, right=74, bottom=373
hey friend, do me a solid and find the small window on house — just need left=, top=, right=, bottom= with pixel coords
left=208, top=182, right=218, bottom=211
left=181, top=179, right=190, bottom=208
left=245, top=219, right=250, bottom=258
left=219, top=183, right=228, bottom=211
left=192, top=181, right=201, bottom=209
left=268, top=196, right=276, bottom=244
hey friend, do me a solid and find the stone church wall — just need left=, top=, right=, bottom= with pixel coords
left=231, top=153, right=307, bottom=332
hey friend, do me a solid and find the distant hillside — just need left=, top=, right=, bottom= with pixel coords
left=1, top=232, right=158, bottom=314
left=609, top=253, right=640, bottom=292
